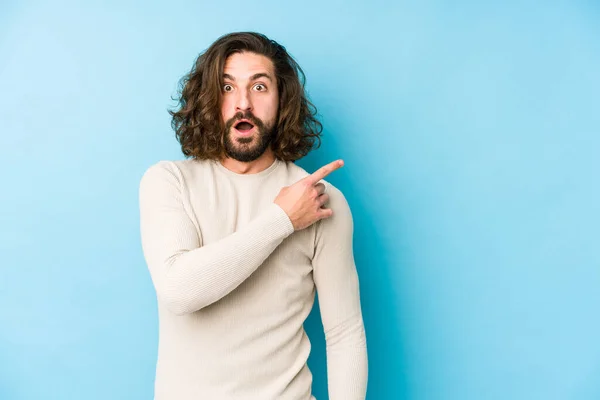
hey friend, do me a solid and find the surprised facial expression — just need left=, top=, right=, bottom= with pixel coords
left=220, top=51, right=279, bottom=162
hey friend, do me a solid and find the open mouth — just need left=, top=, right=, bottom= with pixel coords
left=234, top=121, right=255, bottom=135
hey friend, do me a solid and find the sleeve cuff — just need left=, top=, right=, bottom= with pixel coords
left=269, top=202, right=295, bottom=236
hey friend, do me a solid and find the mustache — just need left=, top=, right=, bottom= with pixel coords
left=225, top=112, right=266, bottom=131
left=225, top=111, right=265, bottom=132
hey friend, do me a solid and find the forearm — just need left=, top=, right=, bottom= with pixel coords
left=143, top=203, right=293, bottom=314
left=326, top=316, right=368, bottom=400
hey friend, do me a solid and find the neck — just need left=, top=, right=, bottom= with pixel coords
left=218, top=148, right=277, bottom=175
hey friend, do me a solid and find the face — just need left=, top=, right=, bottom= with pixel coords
left=220, top=51, right=279, bottom=162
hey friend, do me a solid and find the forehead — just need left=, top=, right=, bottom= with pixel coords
left=222, top=51, right=275, bottom=80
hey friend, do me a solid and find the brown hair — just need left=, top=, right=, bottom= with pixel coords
left=168, top=32, right=323, bottom=162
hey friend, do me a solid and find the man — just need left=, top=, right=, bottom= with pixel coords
left=139, top=31, right=367, bottom=400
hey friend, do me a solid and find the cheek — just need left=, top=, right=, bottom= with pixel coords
left=221, top=98, right=233, bottom=121
left=271, top=97, right=279, bottom=116
left=261, top=96, right=279, bottom=122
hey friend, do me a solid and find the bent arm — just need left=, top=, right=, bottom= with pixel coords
left=312, top=184, right=368, bottom=400
left=139, top=161, right=294, bottom=315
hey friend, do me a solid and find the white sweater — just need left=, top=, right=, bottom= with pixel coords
left=138, top=157, right=368, bottom=400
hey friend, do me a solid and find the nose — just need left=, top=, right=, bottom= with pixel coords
left=235, top=89, right=252, bottom=113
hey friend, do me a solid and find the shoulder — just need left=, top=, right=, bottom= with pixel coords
left=313, top=178, right=354, bottom=243
left=139, top=159, right=197, bottom=198
left=138, top=161, right=181, bottom=201
left=139, top=159, right=208, bottom=206
left=140, top=159, right=181, bottom=185
left=139, top=158, right=212, bottom=187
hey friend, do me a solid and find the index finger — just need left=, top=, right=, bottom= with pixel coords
left=305, top=159, right=344, bottom=185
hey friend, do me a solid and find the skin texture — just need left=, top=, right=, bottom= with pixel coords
left=219, top=51, right=279, bottom=174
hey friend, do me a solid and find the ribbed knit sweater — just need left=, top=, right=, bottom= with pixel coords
left=138, top=157, right=368, bottom=400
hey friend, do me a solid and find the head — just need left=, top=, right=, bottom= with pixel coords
left=169, top=32, right=323, bottom=163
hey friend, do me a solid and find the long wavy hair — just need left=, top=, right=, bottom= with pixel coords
left=168, top=32, right=323, bottom=162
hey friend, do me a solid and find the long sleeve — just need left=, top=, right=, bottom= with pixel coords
left=312, top=183, right=368, bottom=400
left=138, top=161, right=295, bottom=315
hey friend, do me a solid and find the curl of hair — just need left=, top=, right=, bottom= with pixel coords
left=168, top=32, right=323, bottom=162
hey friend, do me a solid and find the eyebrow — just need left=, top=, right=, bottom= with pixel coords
left=223, top=72, right=273, bottom=82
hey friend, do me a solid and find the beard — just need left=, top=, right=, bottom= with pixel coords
left=222, top=111, right=276, bottom=163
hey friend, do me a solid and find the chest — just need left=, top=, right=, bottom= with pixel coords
left=184, top=173, right=317, bottom=273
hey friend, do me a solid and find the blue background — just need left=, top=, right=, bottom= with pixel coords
left=1, top=0, right=599, bottom=399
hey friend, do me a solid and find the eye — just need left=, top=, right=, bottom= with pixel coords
left=223, top=84, right=234, bottom=92
left=253, top=84, right=266, bottom=92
